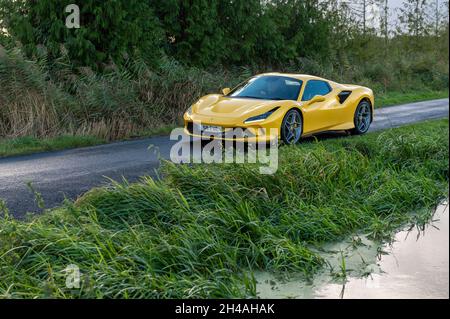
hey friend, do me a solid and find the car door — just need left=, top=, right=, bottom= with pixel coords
left=300, top=80, right=340, bottom=134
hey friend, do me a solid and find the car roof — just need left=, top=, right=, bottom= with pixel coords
left=257, top=72, right=329, bottom=82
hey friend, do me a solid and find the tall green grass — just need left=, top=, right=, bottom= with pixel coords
left=0, top=119, right=448, bottom=299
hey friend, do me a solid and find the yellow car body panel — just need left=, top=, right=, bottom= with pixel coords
left=184, top=73, right=374, bottom=142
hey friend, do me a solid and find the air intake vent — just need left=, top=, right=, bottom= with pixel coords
left=338, top=91, right=352, bottom=104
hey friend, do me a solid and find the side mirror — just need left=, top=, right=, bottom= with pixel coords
left=307, top=95, right=326, bottom=106
left=222, top=88, right=231, bottom=95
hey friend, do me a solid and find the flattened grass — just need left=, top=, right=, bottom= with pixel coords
left=0, top=119, right=448, bottom=298
left=377, top=90, right=449, bottom=108
left=0, top=135, right=105, bottom=158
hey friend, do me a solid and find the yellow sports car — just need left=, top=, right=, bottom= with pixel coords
left=184, top=73, right=374, bottom=144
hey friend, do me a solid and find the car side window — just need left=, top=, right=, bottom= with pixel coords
left=301, top=80, right=331, bottom=101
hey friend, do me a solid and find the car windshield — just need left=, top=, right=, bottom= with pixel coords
left=227, top=75, right=303, bottom=101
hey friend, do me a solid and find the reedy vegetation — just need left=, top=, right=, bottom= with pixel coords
left=0, top=120, right=448, bottom=298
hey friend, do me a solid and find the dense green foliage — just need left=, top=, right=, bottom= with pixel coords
left=1, top=0, right=447, bottom=68
left=0, top=0, right=162, bottom=68
left=1, top=0, right=339, bottom=67
left=0, top=119, right=448, bottom=298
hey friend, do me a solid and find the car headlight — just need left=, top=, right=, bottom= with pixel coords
left=244, top=107, right=279, bottom=124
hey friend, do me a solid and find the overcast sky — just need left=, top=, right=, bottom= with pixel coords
left=389, top=0, right=405, bottom=9
left=388, top=0, right=406, bottom=26
left=362, top=0, right=446, bottom=31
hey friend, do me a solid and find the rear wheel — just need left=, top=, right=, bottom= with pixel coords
left=351, top=100, right=372, bottom=135
left=281, top=109, right=303, bottom=144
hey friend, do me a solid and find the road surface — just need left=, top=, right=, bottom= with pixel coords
left=0, top=98, right=448, bottom=218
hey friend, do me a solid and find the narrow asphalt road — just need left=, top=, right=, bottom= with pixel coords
left=1, top=98, right=448, bottom=218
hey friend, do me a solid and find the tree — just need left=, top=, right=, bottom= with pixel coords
left=340, top=0, right=379, bottom=35
left=430, top=0, right=449, bottom=36
left=149, top=0, right=336, bottom=67
left=397, top=0, right=432, bottom=37
left=264, top=0, right=334, bottom=62
left=149, top=0, right=226, bottom=67
left=216, top=0, right=263, bottom=65
left=1, top=0, right=163, bottom=69
left=379, top=0, right=390, bottom=40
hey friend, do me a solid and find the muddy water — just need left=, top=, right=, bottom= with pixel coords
left=256, top=202, right=449, bottom=299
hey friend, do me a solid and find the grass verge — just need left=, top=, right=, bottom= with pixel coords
left=0, top=135, right=106, bottom=158
left=0, top=124, right=178, bottom=158
left=0, top=119, right=448, bottom=298
left=377, top=90, right=449, bottom=107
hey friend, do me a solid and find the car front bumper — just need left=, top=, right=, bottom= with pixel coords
left=184, top=121, right=280, bottom=143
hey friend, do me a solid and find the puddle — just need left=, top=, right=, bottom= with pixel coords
left=256, top=201, right=449, bottom=299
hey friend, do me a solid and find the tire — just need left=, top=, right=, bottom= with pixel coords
left=351, top=100, right=372, bottom=135
left=281, top=109, right=303, bottom=145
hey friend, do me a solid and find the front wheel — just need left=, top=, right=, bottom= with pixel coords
left=351, top=100, right=372, bottom=135
left=281, top=109, right=303, bottom=145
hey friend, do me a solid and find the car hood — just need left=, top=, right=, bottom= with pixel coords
left=192, top=94, right=283, bottom=119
